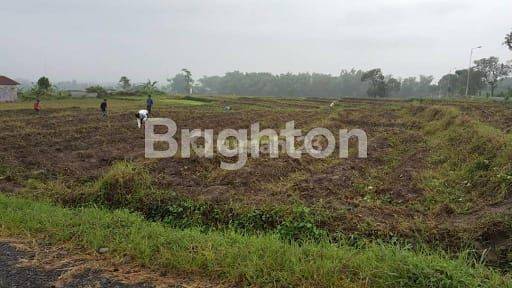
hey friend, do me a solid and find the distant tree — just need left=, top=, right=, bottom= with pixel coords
left=37, top=76, right=51, bottom=91
left=168, top=74, right=188, bottom=94
left=86, top=85, right=107, bottom=97
left=438, top=74, right=459, bottom=97
left=182, top=68, right=194, bottom=96
left=196, top=70, right=439, bottom=99
left=386, top=77, right=401, bottom=96
left=418, top=75, right=436, bottom=97
left=505, top=31, right=512, bottom=51
left=119, top=76, right=131, bottom=91
left=474, top=57, right=511, bottom=98
left=141, top=80, right=158, bottom=97
left=361, top=69, right=386, bottom=97
left=454, top=69, right=486, bottom=96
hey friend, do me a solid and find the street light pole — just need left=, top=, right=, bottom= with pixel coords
left=465, top=46, right=482, bottom=97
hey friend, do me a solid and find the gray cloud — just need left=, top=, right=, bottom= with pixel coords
left=1, top=0, right=510, bottom=83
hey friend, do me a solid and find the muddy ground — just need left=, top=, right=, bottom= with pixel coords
left=1, top=96, right=512, bottom=265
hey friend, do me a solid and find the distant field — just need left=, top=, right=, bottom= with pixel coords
left=1, top=95, right=512, bottom=286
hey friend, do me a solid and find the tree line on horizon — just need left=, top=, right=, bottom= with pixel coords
left=24, top=30, right=512, bottom=100
left=166, top=63, right=510, bottom=99
left=168, top=30, right=512, bottom=99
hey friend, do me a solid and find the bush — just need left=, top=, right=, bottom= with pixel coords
left=18, top=86, right=70, bottom=101
left=86, top=85, right=108, bottom=97
left=277, top=206, right=328, bottom=242
left=95, top=161, right=152, bottom=209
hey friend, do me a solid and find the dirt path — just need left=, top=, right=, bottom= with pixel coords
left=0, top=241, right=151, bottom=288
left=0, top=239, right=217, bottom=288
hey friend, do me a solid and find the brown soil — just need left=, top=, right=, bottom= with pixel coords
left=0, top=98, right=432, bottom=237
left=0, top=238, right=218, bottom=288
left=2, top=97, right=511, bottom=261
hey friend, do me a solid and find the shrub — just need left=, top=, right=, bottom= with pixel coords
left=277, top=206, right=328, bottom=242
left=86, top=85, right=108, bottom=97
left=95, top=161, right=152, bottom=209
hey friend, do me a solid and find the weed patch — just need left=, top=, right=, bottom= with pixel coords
left=0, top=194, right=509, bottom=288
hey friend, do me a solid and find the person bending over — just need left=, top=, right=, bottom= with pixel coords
left=135, top=109, right=149, bottom=128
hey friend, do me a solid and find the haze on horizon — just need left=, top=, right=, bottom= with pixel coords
left=1, top=0, right=511, bottom=83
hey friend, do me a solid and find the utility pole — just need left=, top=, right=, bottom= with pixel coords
left=465, top=46, right=482, bottom=97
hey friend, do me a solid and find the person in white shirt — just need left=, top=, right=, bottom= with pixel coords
left=135, top=109, right=149, bottom=128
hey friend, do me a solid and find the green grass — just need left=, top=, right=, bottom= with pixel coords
left=0, top=194, right=510, bottom=287
left=414, top=105, right=512, bottom=213
left=0, top=95, right=214, bottom=111
left=157, top=98, right=210, bottom=106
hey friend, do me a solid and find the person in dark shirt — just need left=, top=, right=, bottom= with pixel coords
left=100, top=99, right=108, bottom=117
left=146, top=96, right=154, bottom=114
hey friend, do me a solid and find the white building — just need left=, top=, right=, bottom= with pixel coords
left=0, top=76, right=19, bottom=102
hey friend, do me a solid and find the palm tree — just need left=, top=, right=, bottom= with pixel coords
left=182, top=69, right=194, bottom=96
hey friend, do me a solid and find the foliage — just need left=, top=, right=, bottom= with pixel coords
left=140, top=80, right=159, bottom=97
left=161, top=200, right=326, bottom=241
left=361, top=69, right=387, bottom=97
left=505, top=31, right=512, bottom=51
left=438, top=69, right=486, bottom=97
left=36, top=76, right=51, bottom=91
left=438, top=74, right=459, bottom=97
left=95, top=161, right=152, bottom=209
left=119, top=76, right=131, bottom=91
left=167, top=73, right=188, bottom=94
left=85, top=85, right=108, bottom=97
left=182, top=68, right=194, bottom=96
left=400, top=75, right=436, bottom=98
left=0, top=195, right=510, bottom=288
left=276, top=206, right=327, bottom=241
left=196, top=70, right=439, bottom=98
left=18, top=86, right=70, bottom=101
left=474, top=57, right=511, bottom=97
left=386, top=77, right=401, bottom=96
left=417, top=106, right=512, bottom=212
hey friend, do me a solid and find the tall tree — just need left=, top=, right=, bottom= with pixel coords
left=386, top=77, right=401, bottom=96
left=119, top=76, right=131, bottom=91
left=474, top=57, right=511, bottom=97
left=168, top=74, right=187, bottom=94
left=438, top=74, right=459, bottom=97
left=36, top=76, right=51, bottom=91
left=361, top=69, right=386, bottom=97
left=455, top=69, right=486, bottom=96
left=141, top=80, right=158, bottom=97
left=182, top=69, right=194, bottom=96
left=505, top=31, right=512, bottom=51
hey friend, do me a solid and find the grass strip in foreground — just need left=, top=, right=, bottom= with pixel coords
left=0, top=194, right=509, bottom=288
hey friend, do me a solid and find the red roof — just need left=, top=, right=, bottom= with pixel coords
left=0, top=76, right=19, bottom=85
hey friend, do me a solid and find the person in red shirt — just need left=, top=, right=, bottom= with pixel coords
left=34, top=99, right=41, bottom=113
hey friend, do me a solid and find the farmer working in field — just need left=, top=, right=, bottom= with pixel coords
left=146, top=95, right=154, bottom=114
left=33, top=99, right=41, bottom=113
left=100, top=99, right=108, bottom=117
left=135, top=109, right=149, bottom=128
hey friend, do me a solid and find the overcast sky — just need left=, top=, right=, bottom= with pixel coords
left=1, top=0, right=511, bottom=83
